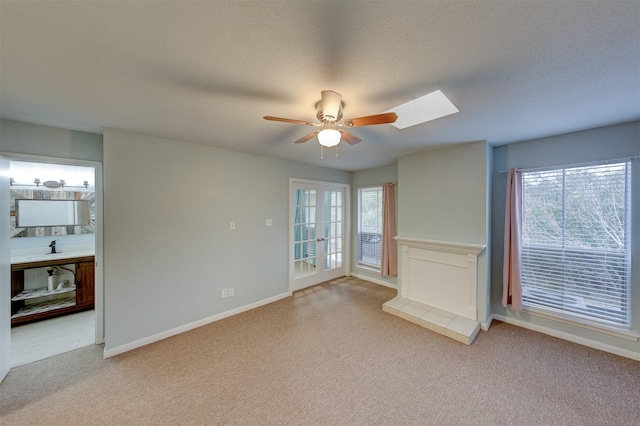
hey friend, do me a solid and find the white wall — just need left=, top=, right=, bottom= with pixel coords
left=398, top=141, right=491, bottom=325
left=0, top=118, right=102, bottom=264
left=492, top=121, right=640, bottom=358
left=103, top=128, right=350, bottom=352
left=0, top=119, right=103, bottom=162
left=1, top=119, right=105, bottom=346
left=350, top=163, right=398, bottom=287
left=399, top=142, right=488, bottom=242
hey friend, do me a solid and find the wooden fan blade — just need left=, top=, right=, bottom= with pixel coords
left=343, top=112, right=398, bottom=127
left=339, top=130, right=362, bottom=145
left=294, top=130, right=320, bottom=144
left=263, top=116, right=311, bottom=125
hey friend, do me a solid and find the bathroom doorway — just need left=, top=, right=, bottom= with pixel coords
left=4, top=155, right=104, bottom=367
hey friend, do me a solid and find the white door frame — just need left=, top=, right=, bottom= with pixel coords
left=289, top=178, right=350, bottom=293
left=1, top=153, right=105, bottom=350
left=0, top=155, right=10, bottom=383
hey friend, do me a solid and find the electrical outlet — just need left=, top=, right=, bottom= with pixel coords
left=221, top=288, right=228, bottom=298
left=228, top=288, right=234, bottom=297
left=230, top=221, right=236, bottom=230
left=265, top=219, right=273, bottom=227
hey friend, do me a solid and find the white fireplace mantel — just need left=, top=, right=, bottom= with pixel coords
left=394, top=237, right=485, bottom=256
left=394, top=236, right=485, bottom=321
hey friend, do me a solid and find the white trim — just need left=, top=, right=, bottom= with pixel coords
left=494, top=314, right=640, bottom=361
left=394, top=236, right=485, bottom=256
left=0, top=155, right=9, bottom=383
left=480, top=314, right=494, bottom=331
left=103, top=291, right=292, bottom=358
left=396, top=237, right=484, bottom=321
left=93, top=162, right=104, bottom=345
left=288, top=178, right=350, bottom=293
left=354, top=184, right=387, bottom=190
left=351, top=272, right=398, bottom=289
left=289, top=177, right=349, bottom=187
left=356, top=263, right=381, bottom=274
left=521, top=305, right=639, bottom=342
left=1, top=152, right=105, bottom=346
left=501, top=157, right=636, bottom=174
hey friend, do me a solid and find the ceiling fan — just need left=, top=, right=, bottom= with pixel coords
left=263, top=90, right=398, bottom=147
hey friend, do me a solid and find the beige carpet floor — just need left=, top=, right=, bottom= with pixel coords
left=1, top=277, right=639, bottom=425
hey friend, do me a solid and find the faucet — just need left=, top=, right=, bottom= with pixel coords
left=49, top=240, right=57, bottom=254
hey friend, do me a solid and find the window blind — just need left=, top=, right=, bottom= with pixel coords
left=357, top=187, right=383, bottom=268
left=521, top=162, right=631, bottom=327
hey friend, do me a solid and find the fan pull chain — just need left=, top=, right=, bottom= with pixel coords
left=319, top=145, right=341, bottom=160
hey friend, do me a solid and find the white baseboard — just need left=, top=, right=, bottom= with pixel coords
left=480, top=314, right=494, bottom=331
left=103, top=291, right=292, bottom=358
left=493, top=314, right=640, bottom=361
left=351, top=272, right=398, bottom=289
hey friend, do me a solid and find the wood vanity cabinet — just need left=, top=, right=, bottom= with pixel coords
left=10, top=256, right=95, bottom=326
left=75, top=260, right=95, bottom=309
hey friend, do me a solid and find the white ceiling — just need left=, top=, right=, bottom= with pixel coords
left=1, top=1, right=638, bottom=171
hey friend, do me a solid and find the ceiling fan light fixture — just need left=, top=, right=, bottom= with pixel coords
left=317, top=128, right=341, bottom=147
left=264, top=90, right=395, bottom=149
left=320, top=90, right=343, bottom=121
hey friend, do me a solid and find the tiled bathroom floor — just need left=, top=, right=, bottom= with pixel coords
left=11, top=310, right=95, bottom=367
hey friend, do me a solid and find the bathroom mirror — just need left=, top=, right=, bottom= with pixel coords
left=16, top=200, right=90, bottom=227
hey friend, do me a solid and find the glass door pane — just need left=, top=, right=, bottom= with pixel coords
left=323, top=189, right=343, bottom=272
left=291, top=182, right=347, bottom=292
left=293, top=189, right=317, bottom=279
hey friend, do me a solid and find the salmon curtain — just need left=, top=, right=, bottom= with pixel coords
left=381, top=183, right=397, bottom=277
left=502, top=167, right=523, bottom=310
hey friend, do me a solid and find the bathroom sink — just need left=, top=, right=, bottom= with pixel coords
left=11, top=250, right=95, bottom=264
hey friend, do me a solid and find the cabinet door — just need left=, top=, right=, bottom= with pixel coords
left=76, top=261, right=95, bottom=309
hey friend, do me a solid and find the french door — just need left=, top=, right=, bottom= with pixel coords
left=290, top=180, right=348, bottom=291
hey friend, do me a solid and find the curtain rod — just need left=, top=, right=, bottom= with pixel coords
left=498, top=155, right=639, bottom=174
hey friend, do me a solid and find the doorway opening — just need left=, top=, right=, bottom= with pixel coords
left=290, top=179, right=349, bottom=292
left=7, top=158, right=103, bottom=367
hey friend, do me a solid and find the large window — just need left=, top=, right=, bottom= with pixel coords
left=357, top=187, right=382, bottom=269
left=521, top=161, right=631, bottom=328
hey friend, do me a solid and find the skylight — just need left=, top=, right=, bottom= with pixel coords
left=388, top=90, right=459, bottom=129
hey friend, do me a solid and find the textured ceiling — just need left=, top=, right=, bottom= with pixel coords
left=1, top=1, right=639, bottom=171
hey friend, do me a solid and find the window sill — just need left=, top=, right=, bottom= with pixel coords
left=522, top=305, right=639, bottom=342
left=355, top=263, right=380, bottom=274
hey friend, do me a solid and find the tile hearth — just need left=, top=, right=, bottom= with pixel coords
left=383, top=297, right=480, bottom=345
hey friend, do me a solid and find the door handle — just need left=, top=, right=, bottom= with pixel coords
left=316, top=237, right=325, bottom=242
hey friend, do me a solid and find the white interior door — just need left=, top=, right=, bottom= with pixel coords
left=290, top=180, right=348, bottom=291
left=0, top=156, right=10, bottom=382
